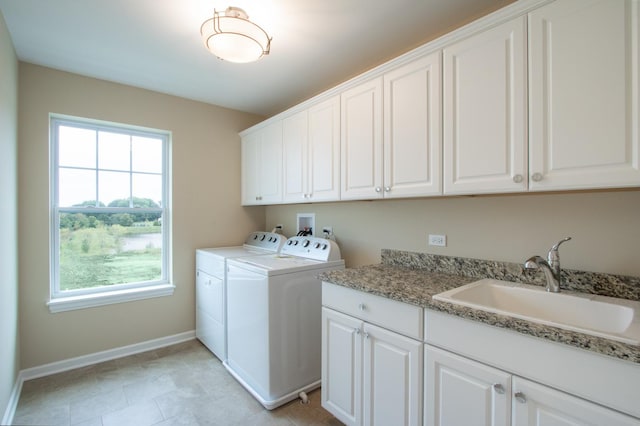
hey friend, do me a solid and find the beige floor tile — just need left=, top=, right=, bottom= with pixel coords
left=101, top=400, right=163, bottom=426
left=68, top=388, right=127, bottom=425
left=12, top=402, right=69, bottom=426
left=14, top=340, right=342, bottom=426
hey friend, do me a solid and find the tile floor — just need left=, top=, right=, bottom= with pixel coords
left=12, top=339, right=343, bottom=426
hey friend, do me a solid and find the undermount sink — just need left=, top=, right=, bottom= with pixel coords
left=433, top=279, right=640, bottom=345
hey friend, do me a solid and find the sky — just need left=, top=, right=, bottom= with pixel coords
left=57, top=125, right=164, bottom=208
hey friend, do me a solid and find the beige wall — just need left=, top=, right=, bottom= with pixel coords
left=0, top=10, right=19, bottom=419
left=18, top=64, right=266, bottom=369
left=266, top=189, right=640, bottom=277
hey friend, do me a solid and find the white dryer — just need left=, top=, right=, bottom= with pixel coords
left=195, top=231, right=286, bottom=361
left=225, top=236, right=345, bottom=409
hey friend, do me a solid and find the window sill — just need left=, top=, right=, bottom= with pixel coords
left=47, top=283, right=175, bottom=313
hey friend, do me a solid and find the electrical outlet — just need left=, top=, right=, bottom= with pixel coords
left=428, top=234, right=447, bottom=247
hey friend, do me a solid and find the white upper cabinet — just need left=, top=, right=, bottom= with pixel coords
left=242, top=0, right=640, bottom=205
left=443, top=16, right=528, bottom=195
left=341, top=78, right=384, bottom=200
left=241, top=121, right=282, bottom=205
left=341, top=53, right=443, bottom=201
left=528, top=0, right=640, bottom=190
left=283, top=96, right=341, bottom=203
left=308, top=96, right=341, bottom=201
left=384, top=52, right=442, bottom=198
left=282, top=110, right=309, bottom=202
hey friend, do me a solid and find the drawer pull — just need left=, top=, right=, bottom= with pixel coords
left=358, top=303, right=366, bottom=311
left=493, top=384, right=505, bottom=394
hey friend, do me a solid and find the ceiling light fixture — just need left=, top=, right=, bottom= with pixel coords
left=200, top=7, right=272, bottom=64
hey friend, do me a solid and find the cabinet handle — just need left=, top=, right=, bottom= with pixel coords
left=358, top=303, right=366, bottom=311
left=493, top=384, right=505, bottom=394
left=197, top=271, right=200, bottom=277
left=375, top=187, right=382, bottom=193
left=514, top=392, right=527, bottom=403
left=531, top=173, right=543, bottom=182
left=513, top=174, right=523, bottom=184
left=354, top=328, right=361, bottom=335
left=364, top=332, right=370, bottom=339
left=384, top=186, right=391, bottom=192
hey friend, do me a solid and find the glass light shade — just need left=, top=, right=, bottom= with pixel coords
left=201, top=8, right=271, bottom=63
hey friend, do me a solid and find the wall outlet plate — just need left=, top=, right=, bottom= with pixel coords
left=428, top=234, right=447, bottom=247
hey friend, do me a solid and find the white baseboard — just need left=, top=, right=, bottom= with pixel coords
left=2, top=377, right=22, bottom=426
left=2, top=330, right=196, bottom=425
left=20, top=330, right=196, bottom=381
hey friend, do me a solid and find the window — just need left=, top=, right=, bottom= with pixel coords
left=49, top=115, right=173, bottom=312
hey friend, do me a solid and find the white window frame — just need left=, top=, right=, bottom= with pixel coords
left=48, top=114, right=174, bottom=313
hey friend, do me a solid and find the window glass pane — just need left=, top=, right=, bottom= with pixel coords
left=133, top=173, right=162, bottom=207
left=59, top=168, right=96, bottom=207
left=99, top=171, right=130, bottom=207
left=58, top=126, right=96, bottom=168
left=98, top=132, right=130, bottom=171
left=58, top=212, right=163, bottom=291
left=132, top=136, right=162, bottom=173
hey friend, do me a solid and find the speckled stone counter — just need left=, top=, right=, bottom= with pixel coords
left=319, top=249, right=640, bottom=364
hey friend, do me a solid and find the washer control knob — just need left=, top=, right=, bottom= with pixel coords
left=322, top=244, right=328, bottom=250
left=314, top=242, right=321, bottom=249
left=303, top=240, right=310, bottom=247
left=260, top=235, right=266, bottom=241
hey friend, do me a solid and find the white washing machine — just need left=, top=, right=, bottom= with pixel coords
left=224, top=236, right=345, bottom=410
left=195, top=231, right=286, bottom=361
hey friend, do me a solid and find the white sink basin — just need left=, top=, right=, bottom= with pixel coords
left=433, top=279, right=640, bottom=345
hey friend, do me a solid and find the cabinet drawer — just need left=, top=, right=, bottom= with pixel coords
left=322, top=282, right=423, bottom=340
left=196, top=250, right=225, bottom=278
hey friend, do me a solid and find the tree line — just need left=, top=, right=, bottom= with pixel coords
left=60, top=197, right=161, bottom=230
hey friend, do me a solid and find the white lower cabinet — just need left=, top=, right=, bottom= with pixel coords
left=425, top=339, right=640, bottom=426
left=425, top=345, right=510, bottom=426
left=511, top=377, right=639, bottom=426
left=322, top=283, right=423, bottom=426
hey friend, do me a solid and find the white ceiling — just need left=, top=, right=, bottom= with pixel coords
left=0, top=0, right=514, bottom=117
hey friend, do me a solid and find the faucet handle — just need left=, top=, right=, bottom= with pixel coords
left=550, top=237, right=572, bottom=252
left=548, top=237, right=572, bottom=269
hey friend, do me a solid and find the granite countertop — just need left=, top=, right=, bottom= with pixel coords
left=319, top=250, right=640, bottom=364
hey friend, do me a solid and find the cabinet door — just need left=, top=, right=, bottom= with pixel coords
left=425, top=345, right=510, bottom=426
left=363, top=323, right=423, bottom=426
left=309, top=96, right=341, bottom=202
left=384, top=52, right=442, bottom=198
left=321, top=308, right=363, bottom=426
left=341, top=78, right=384, bottom=200
left=512, top=376, right=639, bottom=426
left=241, top=122, right=283, bottom=205
left=282, top=110, right=309, bottom=203
left=258, top=121, right=283, bottom=204
left=529, top=0, right=640, bottom=191
left=241, top=132, right=261, bottom=205
left=443, top=16, right=527, bottom=195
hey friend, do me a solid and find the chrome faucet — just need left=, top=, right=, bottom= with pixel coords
left=524, top=237, right=572, bottom=292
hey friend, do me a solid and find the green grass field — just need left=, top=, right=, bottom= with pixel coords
left=59, top=225, right=162, bottom=291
